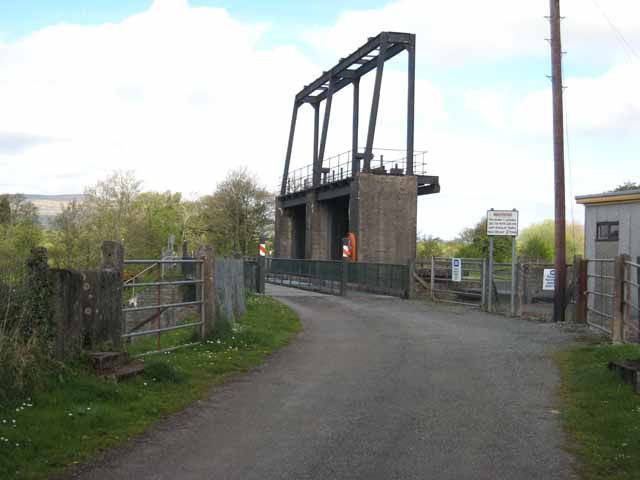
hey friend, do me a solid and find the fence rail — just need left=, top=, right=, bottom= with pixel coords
left=266, top=258, right=409, bottom=298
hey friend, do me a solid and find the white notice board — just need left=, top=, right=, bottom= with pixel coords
left=452, top=258, right=462, bottom=282
left=542, top=269, right=555, bottom=291
left=487, top=210, right=519, bottom=236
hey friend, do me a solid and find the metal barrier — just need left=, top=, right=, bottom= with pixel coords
left=122, top=258, right=204, bottom=354
left=266, top=258, right=409, bottom=298
left=416, top=257, right=485, bottom=308
left=585, top=258, right=615, bottom=335
left=267, top=258, right=342, bottom=295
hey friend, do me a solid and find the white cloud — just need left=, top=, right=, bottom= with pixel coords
left=304, top=0, right=640, bottom=66
left=1, top=0, right=638, bottom=240
left=0, top=0, right=318, bottom=194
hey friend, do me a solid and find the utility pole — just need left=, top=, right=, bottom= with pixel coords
left=549, top=0, right=566, bottom=322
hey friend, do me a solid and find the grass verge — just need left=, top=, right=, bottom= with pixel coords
left=0, top=295, right=300, bottom=480
left=555, top=342, right=640, bottom=480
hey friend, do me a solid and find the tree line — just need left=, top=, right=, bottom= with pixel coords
left=0, top=169, right=273, bottom=270
left=2, top=178, right=637, bottom=268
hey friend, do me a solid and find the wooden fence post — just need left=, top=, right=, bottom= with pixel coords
left=197, top=246, right=216, bottom=338
left=257, top=254, right=266, bottom=294
left=430, top=256, right=435, bottom=301
left=612, top=255, right=626, bottom=343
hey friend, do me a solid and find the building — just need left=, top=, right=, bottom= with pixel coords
left=575, top=189, right=640, bottom=261
left=576, top=189, right=640, bottom=338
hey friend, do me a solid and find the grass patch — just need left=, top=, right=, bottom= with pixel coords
left=555, top=343, right=640, bottom=480
left=0, top=295, right=300, bottom=480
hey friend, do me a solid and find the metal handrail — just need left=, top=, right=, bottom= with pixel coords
left=122, top=321, right=204, bottom=339
left=587, top=274, right=616, bottom=280
left=124, top=262, right=158, bottom=285
left=586, top=290, right=614, bottom=299
left=122, top=279, right=203, bottom=288
left=625, top=260, right=640, bottom=268
left=586, top=306, right=613, bottom=320
left=587, top=319, right=612, bottom=334
left=124, top=259, right=202, bottom=264
left=123, top=300, right=203, bottom=313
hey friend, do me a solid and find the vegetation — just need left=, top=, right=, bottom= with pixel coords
left=613, top=181, right=639, bottom=192
left=45, top=168, right=273, bottom=269
left=555, top=343, right=640, bottom=480
left=416, top=217, right=585, bottom=263
left=0, top=295, right=300, bottom=480
left=0, top=167, right=273, bottom=408
left=517, top=219, right=584, bottom=262
left=417, top=217, right=513, bottom=262
left=0, top=194, right=43, bottom=267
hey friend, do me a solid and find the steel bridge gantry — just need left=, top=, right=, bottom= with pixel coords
left=280, top=32, right=417, bottom=196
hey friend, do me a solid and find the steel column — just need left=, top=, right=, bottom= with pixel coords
left=316, top=80, right=334, bottom=186
left=352, top=79, right=360, bottom=176
left=406, top=37, right=415, bottom=175
left=364, top=36, right=387, bottom=173
left=280, top=102, right=299, bottom=195
left=313, top=103, right=320, bottom=177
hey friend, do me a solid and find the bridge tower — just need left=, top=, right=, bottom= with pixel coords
left=274, top=32, right=440, bottom=264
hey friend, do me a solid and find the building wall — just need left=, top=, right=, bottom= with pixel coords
left=351, top=173, right=417, bottom=264
left=306, top=192, right=330, bottom=260
left=274, top=201, right=292, bottom=258
left=584, top=201, right=640, bottom=260
left=584, top=201, right=640, bottom=332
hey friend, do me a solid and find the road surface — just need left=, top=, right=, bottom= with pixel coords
left=69, top=285, right=579, bottom=479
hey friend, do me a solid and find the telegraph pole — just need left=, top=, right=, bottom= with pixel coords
left=549, top=0, right=566, bottom=322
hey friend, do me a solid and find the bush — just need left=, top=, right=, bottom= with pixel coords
left=0, top=328, right=47, bottom=405
left=143, top=361, right=187, bottom=384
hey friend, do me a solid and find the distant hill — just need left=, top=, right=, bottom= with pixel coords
left=24, top=194, right=86, bottom=227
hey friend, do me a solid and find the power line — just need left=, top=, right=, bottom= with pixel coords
left=590, top=0, right=640, bottom=62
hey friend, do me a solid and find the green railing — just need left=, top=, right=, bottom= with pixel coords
left=266, top=258, right=408, bottom=297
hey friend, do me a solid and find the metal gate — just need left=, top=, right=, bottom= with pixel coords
left=585, top=258, right=615, bottom=335
left=416, top=257, right=485, bottom=308
left=122, top=258, right=204, bottom=355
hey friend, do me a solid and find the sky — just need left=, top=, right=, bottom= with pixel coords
left=0, top=0, right=638, bottom=239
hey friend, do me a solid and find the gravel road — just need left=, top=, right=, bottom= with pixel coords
left=69, top=285, right=579, bottom=480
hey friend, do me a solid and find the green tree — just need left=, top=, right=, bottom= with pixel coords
left=416, top=235, right=445, bottom=258
left=517, top=219, right=584, bottom=262
left=197, top=169, right=273, bottom=257
left=454, top=217, right=512, bottom=262
left=613, top=181, right=639, bottom=192
left=0, top=194, right=42, bottom=265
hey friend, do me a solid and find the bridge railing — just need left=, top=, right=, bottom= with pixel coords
left=266, top=258, right=409, bottom=298
left=280, top=148, right=428, bottom=196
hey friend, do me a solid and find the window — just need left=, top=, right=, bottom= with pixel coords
left=596, top=221, right=619, bottom=241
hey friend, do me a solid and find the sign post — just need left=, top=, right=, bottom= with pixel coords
left=486, top=209, right=519, bottom=315
left=451, top=258, right=462, bottom=283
